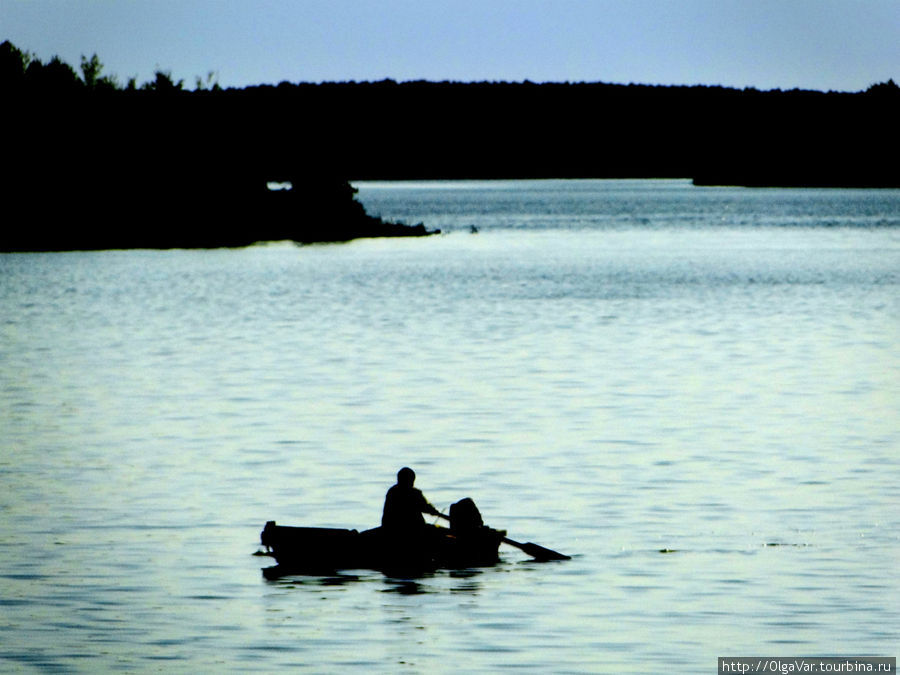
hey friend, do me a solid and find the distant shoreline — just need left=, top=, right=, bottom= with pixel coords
left=3, top=41, right=897, bottom=250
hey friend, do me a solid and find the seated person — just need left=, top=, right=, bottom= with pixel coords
left=382, top=467, right=440, bottom=533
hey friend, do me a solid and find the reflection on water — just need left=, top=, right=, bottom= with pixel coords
left=382, top=579, right=427, bottom=595
left=1, top=181, right=898, bottom=672
left=263, top=568, right=363, bottom=585
left=261, top=559, right=493, bottom=596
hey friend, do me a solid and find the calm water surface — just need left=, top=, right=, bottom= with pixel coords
left=2, top=180, right=899, bottom=672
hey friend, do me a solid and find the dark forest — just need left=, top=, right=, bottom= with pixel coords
left=3, top=41, right=897, bottom=250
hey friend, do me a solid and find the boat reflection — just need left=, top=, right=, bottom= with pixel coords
left=262, top=565, right=362, bottom=584
left=261, top=564, right=489, bottom=594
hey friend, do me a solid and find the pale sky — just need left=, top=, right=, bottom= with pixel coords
left=2, top=0, right=897, bottom=92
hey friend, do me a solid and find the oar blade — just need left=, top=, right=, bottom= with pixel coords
left=521, top=542, right=570, bottom=561
left=508, top=539, right=571, bottom=561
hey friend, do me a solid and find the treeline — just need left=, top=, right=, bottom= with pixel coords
left=0, top=40, right=216, bottom=92
left=1, top=41, right=435, bottom=250
left=2, top=40, right=898, bottom=249
left=230, top=77, right=899, bottom=185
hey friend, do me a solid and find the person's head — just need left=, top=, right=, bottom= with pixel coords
left=397, top=467, right=415, bottom=487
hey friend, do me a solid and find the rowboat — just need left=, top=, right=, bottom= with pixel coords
left=258, top=495, right=569, bottom=576
left=259, top=521, right=506, bottom=574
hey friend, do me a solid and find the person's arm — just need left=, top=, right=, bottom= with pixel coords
left=418, top=491, right=441, bottom=516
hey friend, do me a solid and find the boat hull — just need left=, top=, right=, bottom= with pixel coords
left=260, top=521, right=504, bottom=574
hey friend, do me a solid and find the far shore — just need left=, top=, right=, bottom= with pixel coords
left=3, top=40, right=896, bottom=251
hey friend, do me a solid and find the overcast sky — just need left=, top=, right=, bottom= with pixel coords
left=3, top=0, right=897, bottom=92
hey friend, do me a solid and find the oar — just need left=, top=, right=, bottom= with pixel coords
left=436, top=513, right=570, bottom=561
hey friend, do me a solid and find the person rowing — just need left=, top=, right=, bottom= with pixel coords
left=381, top=467, right=441, bottom=534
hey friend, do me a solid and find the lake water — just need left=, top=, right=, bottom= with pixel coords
left=1, top=179, right=898, bottom=672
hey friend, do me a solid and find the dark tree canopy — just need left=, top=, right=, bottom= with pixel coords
left=1, top=40, right=896, bottom=250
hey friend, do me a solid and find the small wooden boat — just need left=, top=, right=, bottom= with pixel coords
left=259, top=521, right=506, bottom=574
left=258, top=497, right=569, bottom=576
